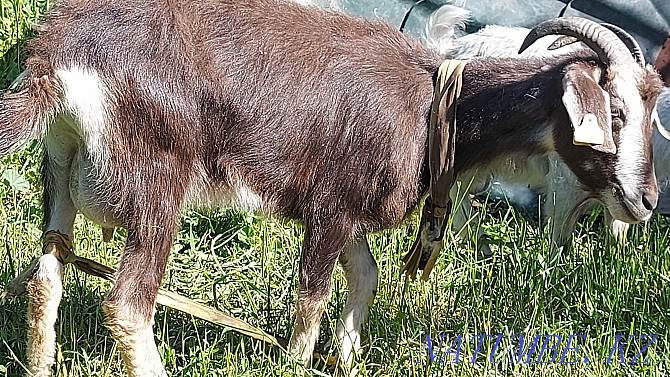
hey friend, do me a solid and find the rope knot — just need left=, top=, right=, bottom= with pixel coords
left=42, top=230, right=75, bottom=265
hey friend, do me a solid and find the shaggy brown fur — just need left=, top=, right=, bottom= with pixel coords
left=0, top=0, right=662, bottom=374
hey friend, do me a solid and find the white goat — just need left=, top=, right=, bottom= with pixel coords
left=427, top=5, right=670, bottom=248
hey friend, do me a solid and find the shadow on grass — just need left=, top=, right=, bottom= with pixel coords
left=0, top=276, right=299, bottom=376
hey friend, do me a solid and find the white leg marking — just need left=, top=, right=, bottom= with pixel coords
left=289, top=296, right=327, bottom=366
left=103, top=304, right=166, bottom=377
left=27, top=254, right=64, bottom=377
left=27, top=125, right=78, bottom=376
left=44, top=119, right=78, bottom=237
left=335, top=238, right=378, bottom=366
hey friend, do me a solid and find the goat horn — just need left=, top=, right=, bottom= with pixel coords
left=600, top=23, right=645, bottom=66
left=519, top=17, right=634, bottom=66
left=653, top=106, right=670, bottom=140
left=546, top=24, right=645, bottom=66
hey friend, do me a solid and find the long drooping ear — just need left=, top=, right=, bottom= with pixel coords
left=561, top=65, right=617, bottom=154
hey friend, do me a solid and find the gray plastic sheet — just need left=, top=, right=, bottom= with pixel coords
left=321, top=0, right=670, bottom=63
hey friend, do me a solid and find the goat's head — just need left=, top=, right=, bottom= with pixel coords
left=519, top=17, right=666, bottom=223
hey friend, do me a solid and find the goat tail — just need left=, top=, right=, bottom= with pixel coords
left=424, top=4, right=471, bottom=55
left=0, top=71, right=61, bottom=157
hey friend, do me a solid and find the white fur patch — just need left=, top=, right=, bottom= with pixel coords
left=292, top=0, right=340, bottom=9
left=56, top=67, right=110, bottom=165
left=233, top=185, right=263, bottom=210
left=104, top=311, right=166, bottom=377
left=609, top=219, right=630, bottom=242
left=289, top=297, right=327, bottom=366
left=187, top=166, right=264, bottom=211
left=427, top=18, right=584, bottom=60
left=611, top=64, right=650, bottom=220
left=43, top=118, right=79, bottom=236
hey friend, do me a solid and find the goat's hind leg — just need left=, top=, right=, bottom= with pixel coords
left=26, top=122, right=78, bottom=377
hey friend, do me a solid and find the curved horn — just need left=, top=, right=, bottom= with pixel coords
left=519, top=17, right=635, bottom=66
left=601, top=23, right=645, bottom=65
left=545, top=24, right=645, bottom=66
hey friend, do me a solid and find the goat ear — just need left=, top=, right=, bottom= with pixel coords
left=652, top=105, right=670, bottom=140
left=561, top=68, right=617, bottom=154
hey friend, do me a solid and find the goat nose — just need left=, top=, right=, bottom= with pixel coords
left=642, top=190, right=658, bottom=211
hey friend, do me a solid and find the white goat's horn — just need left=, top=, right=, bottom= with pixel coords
left=519, top=17, right=635, bottom=66
left=547, top=24, right=645, bottom=66
left=653, top=106, right=670, bottom=141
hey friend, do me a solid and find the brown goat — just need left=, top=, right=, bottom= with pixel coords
left=0, top=0, right=663, bottom=375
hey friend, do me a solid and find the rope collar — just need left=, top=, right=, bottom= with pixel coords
left=403, top=59, right=468, bottom=280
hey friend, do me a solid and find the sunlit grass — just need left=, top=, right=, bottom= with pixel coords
left=0, top=1, right=668, bottom=376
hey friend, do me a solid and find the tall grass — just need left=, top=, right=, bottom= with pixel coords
left=0, top=1, right=668, bottom=376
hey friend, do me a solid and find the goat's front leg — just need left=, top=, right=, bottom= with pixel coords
left=26, top=127, right=77, bottom=377
left=289, top=223, right=350, bottom=366
left=335, top=237, right=378, bottom=366
left=103, top=221, right=177, bottom=377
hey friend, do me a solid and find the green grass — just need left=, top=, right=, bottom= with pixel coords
left=0, top=1, right=669, bottom=376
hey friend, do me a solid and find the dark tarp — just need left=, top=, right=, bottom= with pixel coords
left=331, top=0, right=670, bottom=75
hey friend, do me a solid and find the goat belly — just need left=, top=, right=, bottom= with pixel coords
left=67, top=147, right=123, bottom=229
